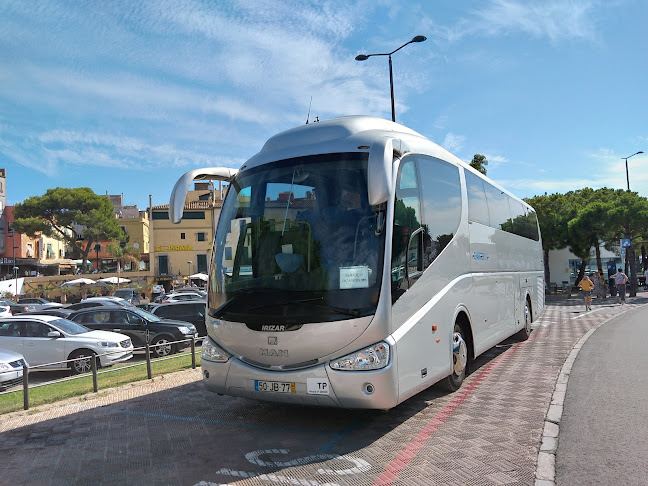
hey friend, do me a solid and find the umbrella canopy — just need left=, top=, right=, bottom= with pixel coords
left=98, top=276, right=131, bottom=284
left=189, top=273, right=208, bottom=281
left=61, top=278, right=96, bottom=287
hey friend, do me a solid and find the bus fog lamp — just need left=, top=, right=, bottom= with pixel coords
left=330, top=342, right=390, bottom=371
left=201, top=337, right=230, bottom=363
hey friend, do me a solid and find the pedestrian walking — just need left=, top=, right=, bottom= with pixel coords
left=644, top=268, right=648, bottom=290
left=615, top=268, right=629, bottom=304
left=578, top=274, right=594, bottom=311
left=593, top=270, right=606, bottom=299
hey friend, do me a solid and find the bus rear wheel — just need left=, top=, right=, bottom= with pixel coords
left=514, top=299, right=532, bottom=341
left=440, top=323, right=467, bottom=392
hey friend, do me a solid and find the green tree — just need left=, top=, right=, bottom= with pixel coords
left=470, top=154, right=488, bottom=175
left=525, top=193, right=571, bottom=285
left=601, top=190, right=648, bottom=296
left=12, top=187, right=123, bottom=273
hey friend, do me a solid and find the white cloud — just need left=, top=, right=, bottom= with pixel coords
left=483, top=154, right=509, bottom=170
left=441, top=133, right=467, bottom=153
left=471, top=0, right=598, bottom=43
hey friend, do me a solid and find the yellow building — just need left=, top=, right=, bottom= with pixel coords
left=150, top=182, right=224, bottom=288
left=117, top=211, right=150, bottom=271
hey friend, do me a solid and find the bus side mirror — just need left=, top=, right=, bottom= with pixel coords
left=169, top=167, right=239, bottom=223
left=368, top=138, right=393, bottom=206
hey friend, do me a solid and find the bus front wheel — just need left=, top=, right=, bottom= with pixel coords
left=441, top=323, right=467, bottom=392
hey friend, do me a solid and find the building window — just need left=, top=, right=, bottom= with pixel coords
left=158, top=255, right=169, bottom=275
left=180, top=233, right=185, bottom=240
left=197, top=254, right=208, bottom=273
left=197, top=232, right=206, bottom=242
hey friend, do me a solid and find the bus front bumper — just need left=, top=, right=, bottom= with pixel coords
left=201, top=355, right=399, bottom=409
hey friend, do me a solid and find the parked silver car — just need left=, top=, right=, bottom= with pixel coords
left=0, top=348, right=26, bottom=390
left=0, top=315, right=134, bottom=375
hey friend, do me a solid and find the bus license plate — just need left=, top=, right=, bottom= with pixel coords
left=255, top=380, right=296, bottom=393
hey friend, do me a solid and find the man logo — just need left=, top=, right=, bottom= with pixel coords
left=260, top=348, right=289, bottom=357
left=268, top=337, right=277, bottom=345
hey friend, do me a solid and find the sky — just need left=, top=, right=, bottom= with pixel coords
left=1, top=0, right=647, bottom=211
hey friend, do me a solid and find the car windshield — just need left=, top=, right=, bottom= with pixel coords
left=50, top=318, right=91, bottom=335
left=208, top=153, right=384, bottom=325
left=113, top=290, right=129, bottom=296
left=131, top=307, right=163, bottom=322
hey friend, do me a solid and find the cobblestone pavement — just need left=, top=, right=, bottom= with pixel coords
left=1, top=296, right=645, bottom=486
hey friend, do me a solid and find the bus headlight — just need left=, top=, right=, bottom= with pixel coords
left=201, top=337, right=230, bottom=363
left=330, top=342, right=390, bottom=371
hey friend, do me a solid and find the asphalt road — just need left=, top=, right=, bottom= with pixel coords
left=555, top=303, right=648, bottom=485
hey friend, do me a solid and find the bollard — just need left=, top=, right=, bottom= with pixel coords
left=191, top=336, right=196, bottom=369
left=22, top=363, right=29, bottom=411
left=91, top=355, right=98, bottom=393
left=145, top=342, right=152, bottom=379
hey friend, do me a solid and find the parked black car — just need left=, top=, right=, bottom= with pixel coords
left=67, top=305, right=197, bottom=358
left=112, top=288, right=141, bottom=305
left=148, top=301, right=207, bottom=336
left=22, top=308, right=76, bottom=319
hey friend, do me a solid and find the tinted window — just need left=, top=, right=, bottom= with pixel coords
left=391, top=158, right=422, bottom=301
left=78, top=311, right=112, bottom=326
left=50, top=318, right=89, bottom=335
left=465, top=171, right=490, bottom=225
left=484, top=183, right=511, bottom=230
left=153, top=306, right=177, bottom=318
left=418, top=156, right=461, bottom=264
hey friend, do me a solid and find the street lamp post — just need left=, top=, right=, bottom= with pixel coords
left=621, top=150, right=644, bottom=297
left=355, top=35, right=427, bottom=122
left=13, top=267, right=19, bottom=298
left=622, top=151, right=644, bottom=192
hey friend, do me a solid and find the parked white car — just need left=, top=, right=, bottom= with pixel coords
left=161, top=293, right=205, bottom=303
left=0, top=315, right=134, bottom=375
left=0, top=348, right=26, bottom=390
left=0, top=304, right=11, bottom=318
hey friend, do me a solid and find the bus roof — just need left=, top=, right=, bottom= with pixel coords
left=241, top=116, right=431, bottom=171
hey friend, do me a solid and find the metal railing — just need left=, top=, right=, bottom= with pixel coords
left=0, top=335, right=204, bottom=410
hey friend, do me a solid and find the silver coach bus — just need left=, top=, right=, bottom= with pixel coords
left=169, top=116, right=544, bottom=409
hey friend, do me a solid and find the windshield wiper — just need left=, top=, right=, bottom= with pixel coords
left=213, top=288, right=281, bottom=315
left=248, top=297, right=324, bottom=311
left=249, top=298, right=364, bottom=318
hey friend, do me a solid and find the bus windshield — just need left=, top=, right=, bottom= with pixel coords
left=208, top=153, right=384, bottom=325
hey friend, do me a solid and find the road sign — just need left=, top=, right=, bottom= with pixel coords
left=621, top=238, right=631, bottom=248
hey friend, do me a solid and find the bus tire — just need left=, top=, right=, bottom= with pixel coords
left=514, top=298, right=532, bottom=341
left=440, top=322, right=468, bottom=392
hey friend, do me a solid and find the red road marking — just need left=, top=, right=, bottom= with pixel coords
left=371, top=330, right=545, bottom=486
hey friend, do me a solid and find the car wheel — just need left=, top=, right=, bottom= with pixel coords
left=514, top=299, right=532, bottom=341
left=440, top=322, right=468, bottom=392
left=151, top=337, right=175, bottom=358
left=69, top=349, right=96, bottom=375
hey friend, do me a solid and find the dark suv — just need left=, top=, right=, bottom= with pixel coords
left=148, top=301, right=207, bottom=336
left=68, top=305, right=197, bottom=358
left=112, top=288, right=141, bottom=305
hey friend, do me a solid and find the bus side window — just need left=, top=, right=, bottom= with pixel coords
left=392, top=157, right=422, bottom=302
left=418, top=156, right=462, bottom=265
